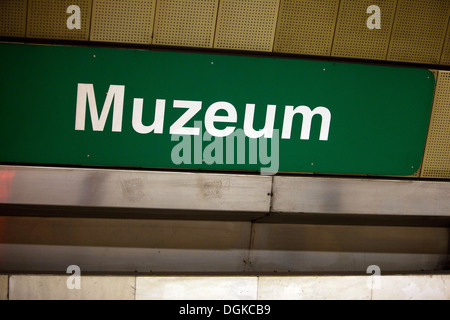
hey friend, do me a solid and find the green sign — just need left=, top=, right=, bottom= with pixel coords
left=0, top=43, right=434, bottom=175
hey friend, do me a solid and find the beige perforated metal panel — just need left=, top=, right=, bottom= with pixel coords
left=0, top=0, right=27, bottom=37
left=387, top=0, right=450, bottom=64
left=213, top=0, right=280, bottom=52
left=421, top=71, right=450, bottom=179
left=409, top=168, right=421, bottom=177
left=153, top=0, right=219, bottom=48
left=90, top=0, right=156, bottom=44
left=331, top=0, right=397, bottom=60
left=274, top=0, right=339, bottom=56
left=27, top=0, right=92, bottom=40
left=440, top=21, right=450, bottom=65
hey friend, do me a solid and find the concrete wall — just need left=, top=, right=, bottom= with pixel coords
left=5, top=275, right=450, bottom=300
left=0, top=275, right=7, bottom=300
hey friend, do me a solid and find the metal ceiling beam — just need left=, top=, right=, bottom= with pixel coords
left=1, top=165, right=450, bottom=220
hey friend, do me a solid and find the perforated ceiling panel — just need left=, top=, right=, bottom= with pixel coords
left=27, top=0, right=92, bottom=40
left=0, top=0, right=27, bottom=37
left=387, top=0, right=450, bottom=64
left=440, top=21, right=450, bottom=65
left=213, top=0, right=280, bottom=52
left=153, top=0, right=218, bottom=48
left=90, top=0, right=156, bottom=44
left=331, top=0, right=397, bottom=60
left=274, top=0, right=339, bottom=56
left=421, top=71, right=450, bottom=179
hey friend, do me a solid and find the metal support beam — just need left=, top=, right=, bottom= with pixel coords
left=271, top=176, right=450, bottom=217
left=1, top=165, right=450, bottom=221
left=0, top=165, right=271, bottom=220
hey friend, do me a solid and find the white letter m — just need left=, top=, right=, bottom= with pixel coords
left=75, top=83, right=125, bottom=132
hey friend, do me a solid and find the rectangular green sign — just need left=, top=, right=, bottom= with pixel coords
left=0, top=43, right=434, bottom=175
